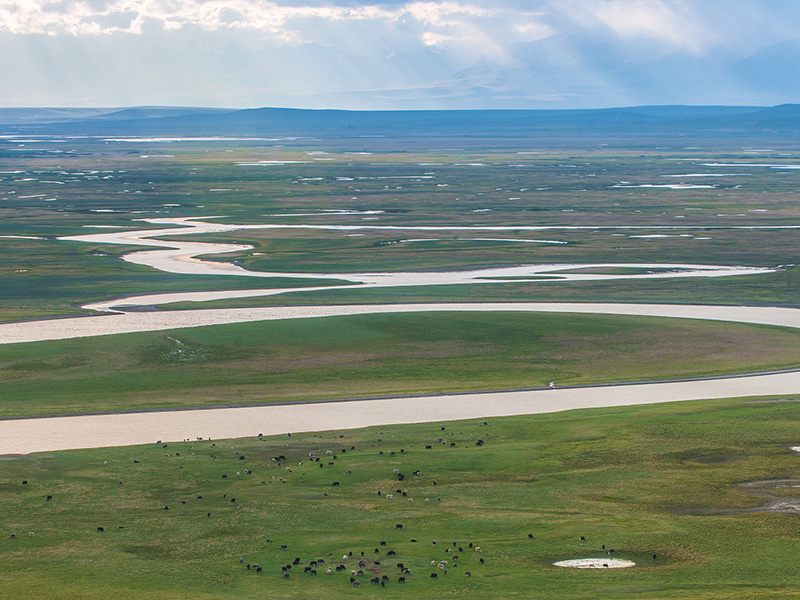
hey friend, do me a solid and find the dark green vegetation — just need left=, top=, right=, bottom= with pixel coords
left=3, top=312, right=800, bottom=418
left=4, top=397, right=800, bottom=598
left=3, top=135, right=800, bottom=321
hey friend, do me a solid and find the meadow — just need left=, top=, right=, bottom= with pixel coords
left=3, top=138, right=800, bottom=322
left=3, top=311, right=800, bottom=418
left=3, top=397, right=800, bottom=599
left=3, top=133, right=800, bottom=598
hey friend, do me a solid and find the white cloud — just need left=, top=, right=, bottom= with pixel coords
left=3, top=0, right=800, bottom=109
left=402, top=1, right=491, bottom=27
left=566, top=0, right=716, bottom=53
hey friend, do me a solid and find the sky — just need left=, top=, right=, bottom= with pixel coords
left=2, top=0, right=800, bottom=109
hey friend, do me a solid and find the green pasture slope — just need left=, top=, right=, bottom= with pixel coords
left=4, top=398, right=800, bottom=599
left=4, top=312, right=800, bottom=418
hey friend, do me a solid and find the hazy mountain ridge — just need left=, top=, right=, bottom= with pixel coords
left=3, top=104, right=800, bottom=138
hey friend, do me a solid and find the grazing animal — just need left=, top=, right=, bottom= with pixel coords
left=396, top=524, right=403, bottom=529
left=280, top=544, right=288, bottom=549
left=387, top=550, right=397, bottom=556
left=97, top=527, right=104, bottom=532
left=465, top=571, right=471, bottom=577
left=332, top=482, right=340, bottom=487
left=398, top=577, right=406, bottom=583
left=430, top=573, right=438, bottom=579
left=370, top=577, right=379, bottom=584
left=479, top=558, right=485, bottom=564
left=352, top=581, right=361, bottom=588
left=282, top=571, right=289, bottom=578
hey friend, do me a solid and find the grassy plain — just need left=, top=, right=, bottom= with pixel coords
left=3, top=139, right=800, bottom=321
left=3, top=135, right=800, bottom=599
left=4, top=398, right=800, bottom=598
left=3, top=312, right=800, bottom=418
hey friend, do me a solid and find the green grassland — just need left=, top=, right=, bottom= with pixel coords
left=3, top=140, right=800, bottom=321
left=158, top=267, right=800, bottom=311
left=4, top=397, right=800, bottom=598
left=3, top=312, right=800, bottom=418
left=0, top=237, right=351, bottom=322
left=3, top=137, right=800, bottom=599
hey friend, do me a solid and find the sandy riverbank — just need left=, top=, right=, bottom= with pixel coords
left=61, top=217, right=773, bottom=312
left=2, top=369, right=799, bottom=454
left=3, top=302, right=800, bottom=345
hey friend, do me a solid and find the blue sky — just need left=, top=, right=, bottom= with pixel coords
left=3, top=0, right=800, bottom=109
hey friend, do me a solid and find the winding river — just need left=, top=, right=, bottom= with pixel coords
left=0, top=217, right=796, bottom=454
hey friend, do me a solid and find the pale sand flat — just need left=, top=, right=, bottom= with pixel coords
left=3, top=369, right=800, bottom=455
left=4, top=301, right=800, bottom=454
left=4, top=302, right=800, bottom=345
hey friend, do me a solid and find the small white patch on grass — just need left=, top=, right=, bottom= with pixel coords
left=553, top=558, right=635, bottom=569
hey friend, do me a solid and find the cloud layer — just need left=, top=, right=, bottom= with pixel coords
left=2, top=0, right=799, bottom=108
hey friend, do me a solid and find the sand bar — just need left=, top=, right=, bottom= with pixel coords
left=60, top=217, right=775, bottom=309
left=3, top=369, right=800, bottom=455
left=5, top=302, right=800, bottom=345
left=4, top=302, right=800, bottom=454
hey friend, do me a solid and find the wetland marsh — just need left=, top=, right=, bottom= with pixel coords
left=4, top=131, right=800, bottom=598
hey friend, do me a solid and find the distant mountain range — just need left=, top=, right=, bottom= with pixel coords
left=3, top=104, right=800, bottom=138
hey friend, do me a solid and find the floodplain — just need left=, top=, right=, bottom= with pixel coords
left=3, top=128, right=800, bottom=598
